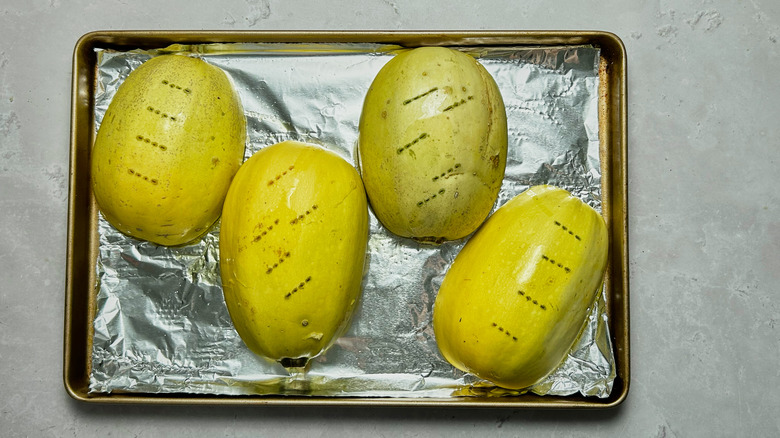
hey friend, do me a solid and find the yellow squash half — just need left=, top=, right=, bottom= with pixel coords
left=91, top=54, right=246, bottom=246
left=358, top=47, right=507, bottom=243
left=219, top=141, right=369, bottom=367
left=432, top=185, right=609, bottom=390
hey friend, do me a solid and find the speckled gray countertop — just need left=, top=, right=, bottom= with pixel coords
left=1, top=1, right=778, bottom=436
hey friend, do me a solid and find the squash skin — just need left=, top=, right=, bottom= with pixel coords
left=432, top=185, right=609, bottom=390
left=91, top=54, right=246, bottom=246
left=219, top=141, right=369, bottom=365
left=358, top=47, right=507, bottom=243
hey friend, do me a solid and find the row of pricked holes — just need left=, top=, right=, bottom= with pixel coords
left=492, top=288, right=550, bottom=342
left=554, top=220, right=582, bottom=241
left=135, top=134, right=167, bottom=151
left=161, top=79, right=191, bottom=94
left=285, top=276, right=312, bottom=299
left=417, top=188, right=446, bottom=207
left=415, top=162, right=462, bottom=207
left=442, top=96, right=474, bottom=112
left=267, top=165, right=295, bottom=186
left=518, top=290, right=547, bottom=310
left=541, top=254, right=571, bottom=273
left=397, top=132, right=428, bottom=155
left=266, top=251, right=292, bottom=274
left=402, top=87, right=438, bottom=105
left=432, top=163, right=461, bottom=182
left=492, top=322, right=518, bottom=342
left=253, top=219, right=279, bottom=243
left=126, top=168, right=158, bottom=185
left=146, top=105, right=178, bottom=122
left=250, top=204, right=318, bottom=243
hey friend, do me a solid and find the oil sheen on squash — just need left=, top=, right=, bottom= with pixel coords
left=358, top=47, right=507, bottom=243
left=432, top=185, right=609, bottom=390
left=91, top=54, right=246, bottom=246
left=219, top=141, right=369, bottom=367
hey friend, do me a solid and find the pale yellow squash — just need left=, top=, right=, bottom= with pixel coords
left=358, top=47, right=507, bottom=243
left=91, top=54, right=246, bottom=246
left=219, top=141, right=369, bottom=366
left=433, top=185, right=609, bottom=390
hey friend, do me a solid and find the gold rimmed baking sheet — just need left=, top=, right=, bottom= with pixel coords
left=65, top=31, right=628, bottom=408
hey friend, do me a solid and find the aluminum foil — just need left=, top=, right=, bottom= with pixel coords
left=89, top=42, right=614, bottom=398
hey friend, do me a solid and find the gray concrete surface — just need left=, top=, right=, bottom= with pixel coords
left=1, top=0, right=778, bottom=436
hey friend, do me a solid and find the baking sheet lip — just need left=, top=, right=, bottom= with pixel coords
left=64, top=31, right=94, bottom=405
left=66, top=390, right=626, bottom=409
left=610, top=27, right=630, bottom=408
left=64, top=30, right=629, bottom=408
left=73, top=29, right=627, bottom=48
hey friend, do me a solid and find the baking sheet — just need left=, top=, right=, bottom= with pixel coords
left=86, top=42, right=615, bottom=399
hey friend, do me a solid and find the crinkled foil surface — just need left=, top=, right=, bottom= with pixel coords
left=89, top=43, right=615, bottom=398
